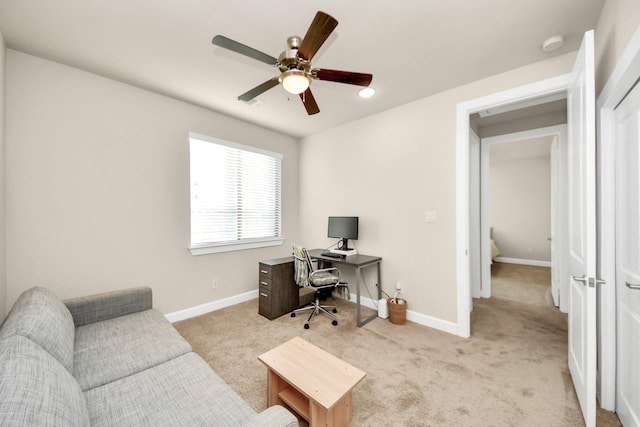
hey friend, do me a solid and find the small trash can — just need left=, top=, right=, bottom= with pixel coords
left=388, top=294, right=407, bottom=325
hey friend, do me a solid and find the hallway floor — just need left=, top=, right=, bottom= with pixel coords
left=481, top=261, right=621, bottom=426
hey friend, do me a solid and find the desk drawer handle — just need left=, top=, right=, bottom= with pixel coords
left=260, top=293, right=268, bottom=297
left=260, top=281, right=268, bottom=286
left=260, top=270, right=269, bottom=274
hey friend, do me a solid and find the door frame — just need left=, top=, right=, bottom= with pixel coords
left=479, top=125, right=567, bottom=306
left=455, top=73, right=571, bottom=338
left=596, top=26, right=640, bottom=411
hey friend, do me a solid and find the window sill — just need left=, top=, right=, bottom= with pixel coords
left=189, top=237, right=284, bottom=255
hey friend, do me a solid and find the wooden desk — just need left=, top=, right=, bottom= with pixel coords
left=308, top=249, right=382, bottom=327
left=258, top=337, right=366, bottom=426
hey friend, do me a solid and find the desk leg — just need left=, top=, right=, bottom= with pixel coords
left=356, top=261, right=382, bottom=327
left=355, top=266, right=362, bottom=326
left=377, top=263, right=382, bottom=301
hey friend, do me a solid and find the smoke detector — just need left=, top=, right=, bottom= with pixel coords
left=542, top=35, right=564, bottom=53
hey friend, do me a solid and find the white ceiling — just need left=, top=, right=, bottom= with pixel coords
left=0, top=0, right=604, bottom=138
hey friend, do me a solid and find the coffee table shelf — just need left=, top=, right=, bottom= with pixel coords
left=279, top=386, right=310, bottom=422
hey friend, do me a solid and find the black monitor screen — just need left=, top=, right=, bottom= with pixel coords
left=328, top=216, right=359, bottom=240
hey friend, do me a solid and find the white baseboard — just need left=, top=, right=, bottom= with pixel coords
left=493, top=257, right=551, bottom=268
left=166, top=289, right=458, bottom=335
left=351, top=295, right=458, bottom=335
left=165, top=290, right=258, bottom=323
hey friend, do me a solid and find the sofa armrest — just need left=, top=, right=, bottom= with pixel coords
left=241, top=406, right=299, bottom=427
left=63, top=287, right=153, bottom=327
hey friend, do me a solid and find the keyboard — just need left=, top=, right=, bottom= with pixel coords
left=321, top=252, right=345, bottom=259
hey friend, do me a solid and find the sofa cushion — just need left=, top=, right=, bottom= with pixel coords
left=0, top=287, right=75, bottom=372
left=73, top=308, right=192, bottom=391
left=85, top=352, right=295, bottom=427
left=64, top=287, right=153, bottom=327
left=0, top=335, right=90, bottom=427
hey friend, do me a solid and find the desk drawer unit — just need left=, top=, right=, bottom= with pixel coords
left=258, top=264, right=273, bottom=319
left=258, top=257, right=296, bottom=320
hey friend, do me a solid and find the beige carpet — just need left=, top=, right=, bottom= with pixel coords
left=174, top=262, right=620, bottom=426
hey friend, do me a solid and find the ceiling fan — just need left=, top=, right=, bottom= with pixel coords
left=212, top=11, right=373, bottom=115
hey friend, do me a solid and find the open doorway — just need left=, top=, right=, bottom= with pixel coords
left=466, top=98, right=621, bottom=427
left=483, top=135, right=555, bottom=299
left=469, top=100, right=568, bottom=312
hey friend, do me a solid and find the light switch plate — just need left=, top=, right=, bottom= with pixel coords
left=425, top=211, right=438, bottom=223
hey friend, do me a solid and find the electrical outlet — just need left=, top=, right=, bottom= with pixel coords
left=396, top=281, right=402, bottom=291
left=211, top=279, right=218, bottom=289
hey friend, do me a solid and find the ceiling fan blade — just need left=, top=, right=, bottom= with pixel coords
left=298, top=11, right=338, bottom=61
left=238, top=77, right=280, bottom=101
left=299, top=88, right=320, bottom=115
left=315, top=69, right=373, bottom=86
left=212, top=35, right=278, bottom=66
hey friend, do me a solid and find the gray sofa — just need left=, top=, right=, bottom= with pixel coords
left=0, top=286, right=298, bottom=427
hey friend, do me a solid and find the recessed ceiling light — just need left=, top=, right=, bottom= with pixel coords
left=542, top=35, right=564, bottom=53
left=358, top=87, right=376, bottom=98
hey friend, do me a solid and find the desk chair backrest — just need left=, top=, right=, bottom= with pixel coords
left=292, top=244, right=314, bottom=287
left=292, top=244, right=341, bottom=289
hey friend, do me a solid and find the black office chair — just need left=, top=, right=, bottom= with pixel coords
left=290, top=244, right=341, bottom=329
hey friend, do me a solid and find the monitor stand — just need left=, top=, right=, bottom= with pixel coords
left=330, top=248, right=358, bottom=256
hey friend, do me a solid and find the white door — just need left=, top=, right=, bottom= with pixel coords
left=615, top=78, right=640, bottom=427
left=567, top=30, right=597, bottom=427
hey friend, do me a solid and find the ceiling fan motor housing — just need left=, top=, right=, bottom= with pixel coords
left=278, top=43, right=310, bottom=74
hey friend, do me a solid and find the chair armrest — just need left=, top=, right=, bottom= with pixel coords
left=63, top=287, right=153, bottom=326
left=241, top=406, right=299, bottom=427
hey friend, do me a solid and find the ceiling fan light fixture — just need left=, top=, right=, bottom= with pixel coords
left=281, top=69, right=310, bottom=94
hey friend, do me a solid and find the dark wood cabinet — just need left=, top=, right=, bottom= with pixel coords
left=258, top=257, right=298, bottom=320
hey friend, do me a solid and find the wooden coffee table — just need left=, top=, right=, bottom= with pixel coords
left=258, top=337, right=366, bottom=426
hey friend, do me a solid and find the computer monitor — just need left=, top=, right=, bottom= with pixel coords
left=328, top=216, right=358, bottom=251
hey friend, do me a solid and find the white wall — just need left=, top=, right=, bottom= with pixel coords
left=299, top=53, right=576, bottom=324
left=595, top=0, right=640, bottom=93
left=490, top=144, right=551, bottom=262
left=4, top=50, right=299, bottom=314
left=0, top=32, right=6, bottom=320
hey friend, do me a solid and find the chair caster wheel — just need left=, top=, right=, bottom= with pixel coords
left=304, top=323, right=310, bottom=329
left=291, top=313, right=296, bottom=317
left=332, top=320, right=338, bottom=326
left=332, top=309, right=337, bottom=313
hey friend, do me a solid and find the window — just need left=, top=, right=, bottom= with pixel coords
left=189, top=133, right=283, bottom=255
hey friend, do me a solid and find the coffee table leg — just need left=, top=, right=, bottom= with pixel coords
left=310, top=401, right=329, bottom=426
left=334, top=392, right=353, bottom=425
left=309, top=391, right=353, bottom=427
left=266, top=369, right=281, bottom=407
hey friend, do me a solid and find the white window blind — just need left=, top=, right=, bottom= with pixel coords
left=189, top=133, right=283, bottom=254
